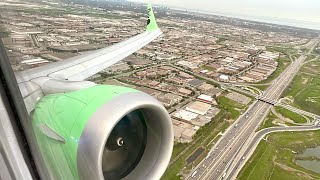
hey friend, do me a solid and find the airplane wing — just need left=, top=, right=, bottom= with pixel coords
left=9, top=4, right=174, bottom=180
left=15, top=3, right=161, bottom=83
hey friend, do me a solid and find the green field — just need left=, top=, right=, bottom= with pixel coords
left=305, top=54, right=317, bottom=62
left=216, top=96, right=247, bottom=119
left=238, top=130, right=320, bottom=180
left=275, top=107, right=307, bottom=124
left=282, top=59, right=320, bottom=116
left=254, top=85, right=269, bottom=91
left=171, top=143, right=189, bottom=160
left=245, top=86, right=261, bottom=95
left=266, top=46, right=297, bottom=55
left=202, top=65, right=217, bottom=71
left=257, top=111, right=278, bottom=131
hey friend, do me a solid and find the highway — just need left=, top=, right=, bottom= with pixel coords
left=277, top=103, right=320, bottom=120
left=187, top=38, right=319, bottom=180
left=229, top=125, right=320, bottom=179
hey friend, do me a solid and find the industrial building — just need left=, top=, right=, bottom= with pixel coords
left=186, top=101, right=211, bottom=115
left=172, top=110, right=199, bottom=122
left=188, top=79, right=204, bottom=87
left=197, top=94, right=214, bottom=104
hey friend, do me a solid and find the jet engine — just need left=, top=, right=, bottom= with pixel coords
left=31, top=85, right=173, bottom=180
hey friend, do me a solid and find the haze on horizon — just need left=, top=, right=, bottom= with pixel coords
left=130, top=0, right=320, bottom=30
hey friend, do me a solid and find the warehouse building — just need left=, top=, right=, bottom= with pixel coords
left=186, top=101, right=211, bottom=115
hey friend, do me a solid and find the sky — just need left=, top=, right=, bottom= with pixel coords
left=129, top=0, right=320, bottom=30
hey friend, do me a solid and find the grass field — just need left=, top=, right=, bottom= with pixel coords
left=171, top=143, right=189, bottom=160
left=266, top=46, right=297, bottom=55
left=202, top=65, right=217, bottom=71
left=254, top=85, right=269, bottom=91
left=275, top=107, right=307, bottom=124
left=257, top=111, right=278, bottom=131
left=282, top=59, right=320, bottom=116
left=216, top=96, right=247, bottom=119
left=305, top=54, right=317, bottom=62
left=237, top=130, right=320, bottom=180
left=245, top=86, right=261, bottom=95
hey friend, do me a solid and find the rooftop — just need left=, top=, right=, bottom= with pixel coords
left=172, top=110, right=199, bottom=122
left=197, top=94, right=213, bottom=102
left=186, top=101, right=211, bottom=115
left=188, top=79, right=204, bottom=87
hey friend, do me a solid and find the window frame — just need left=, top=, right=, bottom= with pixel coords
left=0, top=38, right=43, bottom=179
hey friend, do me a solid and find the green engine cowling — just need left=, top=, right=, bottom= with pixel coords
left=32, top=85, right=173, bottom=180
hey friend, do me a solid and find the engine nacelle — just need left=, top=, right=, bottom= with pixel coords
left=32, top=85, right=173, bottom=180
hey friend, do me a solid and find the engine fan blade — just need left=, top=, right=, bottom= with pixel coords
left=103, top=110, right=147, bottom=179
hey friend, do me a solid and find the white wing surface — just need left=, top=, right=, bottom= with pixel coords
left=15, top=3, right=161, bottom=83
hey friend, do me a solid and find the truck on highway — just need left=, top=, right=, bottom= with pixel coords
left=221, top=172, right=227, bottom=179
left=191, top=171, right=198, bottom=178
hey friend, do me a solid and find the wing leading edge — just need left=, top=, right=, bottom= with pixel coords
left=15, top=3, right=161, bottom=83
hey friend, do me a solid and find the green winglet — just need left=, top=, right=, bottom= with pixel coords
left=146, top=2, right=159, bottom=32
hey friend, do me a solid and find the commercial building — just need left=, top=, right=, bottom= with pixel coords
left=219, top=74, right=229, bottom=82
left=181, top=129, right=197, bottom=142
left=197, top=94, right=214, bottom=104
left=188, top=79, right=204, bottom=87
left=172, top=110, right=199, bottom=122
left=186, top=101, right=211, bottom=115
left=198, top=83, right=214, bottom=92
left=157, top=93, right=183, bottom=107
left=173, top=125, right=185, bottom=140
left=178, top=88, right=193, bottom=96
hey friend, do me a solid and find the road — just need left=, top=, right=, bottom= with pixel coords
left=295, top=38, right=319, bottom=50
left=187, top=39, right=319, bottom=180
left=277, top=103, right=320, bottom=120
left=270, top=106, right=311, bottom=125
left=229, top=125, right=320, bottom=179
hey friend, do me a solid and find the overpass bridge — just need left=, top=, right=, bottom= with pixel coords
left=256, top=95, right=320, bottom=120
left=224, top=85, right=320, bottom=120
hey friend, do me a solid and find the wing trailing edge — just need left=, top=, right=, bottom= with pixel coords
left=16, top=3, right=162, bottom=83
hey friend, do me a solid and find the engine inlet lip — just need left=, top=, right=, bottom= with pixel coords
left=77, top=92, right=173, bottom=180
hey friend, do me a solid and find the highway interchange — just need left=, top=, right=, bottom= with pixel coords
left=187, top=38, right=319, bottom=180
